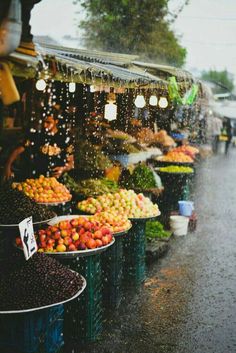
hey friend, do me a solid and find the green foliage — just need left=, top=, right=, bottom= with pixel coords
left=146, top=220, right=171, bottom=240
left=201, top=70, right=234, bottom=93
left=130, top=163, right=157, bottom=189
left=76, top=0, right=187, bottom=66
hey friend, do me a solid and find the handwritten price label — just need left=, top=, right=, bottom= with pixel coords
left=19, top=217, right=37, bottom=260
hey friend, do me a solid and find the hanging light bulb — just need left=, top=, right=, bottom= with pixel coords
left=104, top=102, right=117, bottom=121
left=134, top=95, right=146, bottom=108
left=36, top=79, right=46, bottom=91
left=149, top=95, right=158, bottom=106
left=90, top=85, right=96, bottom=93
left=69, top=82, right=76, bottom=93
left=158, top=97, right=168, bottom=108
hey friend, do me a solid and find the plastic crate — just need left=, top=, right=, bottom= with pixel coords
left=0, top=305, right=64, bottom=353
left=63, top=254, right=103, bottom=343
left=102, top=236, right=124, bottom=308
left=123, top=220, right=147, bottom=286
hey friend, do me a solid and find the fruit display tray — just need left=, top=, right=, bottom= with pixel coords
left=44, top=238, right=115, bottom=259
left=37, top=200, right=71, bottom=206
left=48, top=214, right=132, bottom=237
left=0, top=272, right=86, bottom=314
left=113, top=226, right=132, bottom=237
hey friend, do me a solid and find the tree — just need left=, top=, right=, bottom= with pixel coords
left=201, top=70, right=234, bottom=93
left=75, top=0, right=188, bottom=67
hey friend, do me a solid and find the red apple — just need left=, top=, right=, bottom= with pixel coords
left=102, top=235, right=109, bottom=245
left=95, top=239, right=103, bottom=247
left=106, top=233, right=113, bottom=242
left=53, top=230, right=61, bottom=240
left=61, top=230, right=68, bottom=238
left=71, top=219, right=79, bottom=227
left=40, top=234, right=46, bottom=243
left=58, top=238, right=64, bottom=245
left=46, top=229, right=52, bottom=237
left=78, top=242, right=86, bottom=250
left=86, top=238, right=97, bottom=249
left=40, top=241, right=47, bottom=248
left=74, top=240, right=80, bottom=249
left=80, top=233, right=89, bottom=244
left=68, top=243, right=76, bottom=251
left=79, top=228, right=85, bottom=236
left=64, top=236, right=73, bottom=246
left=101, top=228, right=110, bottom=236
left=84, top=221, right=92, bottom=230
left=94, top=230, right=102, bottom=239
left=47, top=239, right=55, bottom=246
left=15, top=237, right=22, bottom=247
left=50, top=226, right=58, bottom=233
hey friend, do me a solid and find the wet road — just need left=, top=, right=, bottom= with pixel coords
left=74, top=149, right=236, bottom=353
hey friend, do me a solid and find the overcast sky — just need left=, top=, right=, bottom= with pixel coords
left=31, top=0, right=236, bottom=79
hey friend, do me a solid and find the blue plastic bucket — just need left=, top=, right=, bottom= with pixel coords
left=178, top=201, right=194, bottom=217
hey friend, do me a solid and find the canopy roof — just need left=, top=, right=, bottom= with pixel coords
left=7, top=43, right=195, bottom=90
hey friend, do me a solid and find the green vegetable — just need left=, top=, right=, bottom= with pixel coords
left=63, top=173, right=119, bottom=197
left=145, top=220, right=171, bottom=240
left=130, top=163, right=157, bottom=189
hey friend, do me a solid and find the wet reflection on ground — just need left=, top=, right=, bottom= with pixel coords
left=70, top=148, right=236, bottom=353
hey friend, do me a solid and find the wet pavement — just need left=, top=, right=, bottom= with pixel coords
left=70, top=148, right=236, bottom=353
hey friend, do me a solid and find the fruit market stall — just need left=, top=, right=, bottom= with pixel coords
left=0, top=41, right=207, bottom=350
left=15, top=214, right=116, bottom=344
left=78, top=189, right=161, bottom=286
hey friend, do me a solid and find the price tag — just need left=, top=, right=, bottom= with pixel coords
left=19, top=217, right=37, bottom=260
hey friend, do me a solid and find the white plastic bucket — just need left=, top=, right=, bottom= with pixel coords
left=170, top=215, right=189, bottom=236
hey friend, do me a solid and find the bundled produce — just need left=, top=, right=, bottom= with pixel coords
left=0, top=186, right=55, bottom=224
left=146, top=220, right=171, bottom=240
left=63, top=173, right=119, bottom=197
left=0, top=253, right=84, bottom=311
left=158, top=166, right=194, bottom=173
left=102, top=139, right=141, bottom=155
left=12, top=175, right=72, bottom=203
left=16, top=217, right=113, bottom=253
left=91, top=211, right=131, bottom=233
left=119, top=164, right=163, bottom=190
left=106, top=129, right=136, bottom=142
left=77, top=189, right=160, bottom=218
left=157, top=151, right=194, bottom=163
left=75, top=140, right=112, bottom=173
left=129, top=163, right=157, bottom=189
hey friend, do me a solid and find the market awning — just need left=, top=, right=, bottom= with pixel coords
left=6, top=43, right=194, bottom=89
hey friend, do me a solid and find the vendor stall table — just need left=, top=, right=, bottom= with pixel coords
left=102, top=227, right=132, bottom=309
left=123, top=214, right=160, bottom=287
left=46, top=216, right=115, bottom=343
left=0, top=273, right=86, bottom=353
left=157, top=171, right=194, bottom=213
left=59, top=245, right=114, bottom=344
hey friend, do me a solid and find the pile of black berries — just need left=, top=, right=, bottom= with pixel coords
left=0, top=253, right=84, bottom=311
left=0, top=186, right=55, bottom=224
